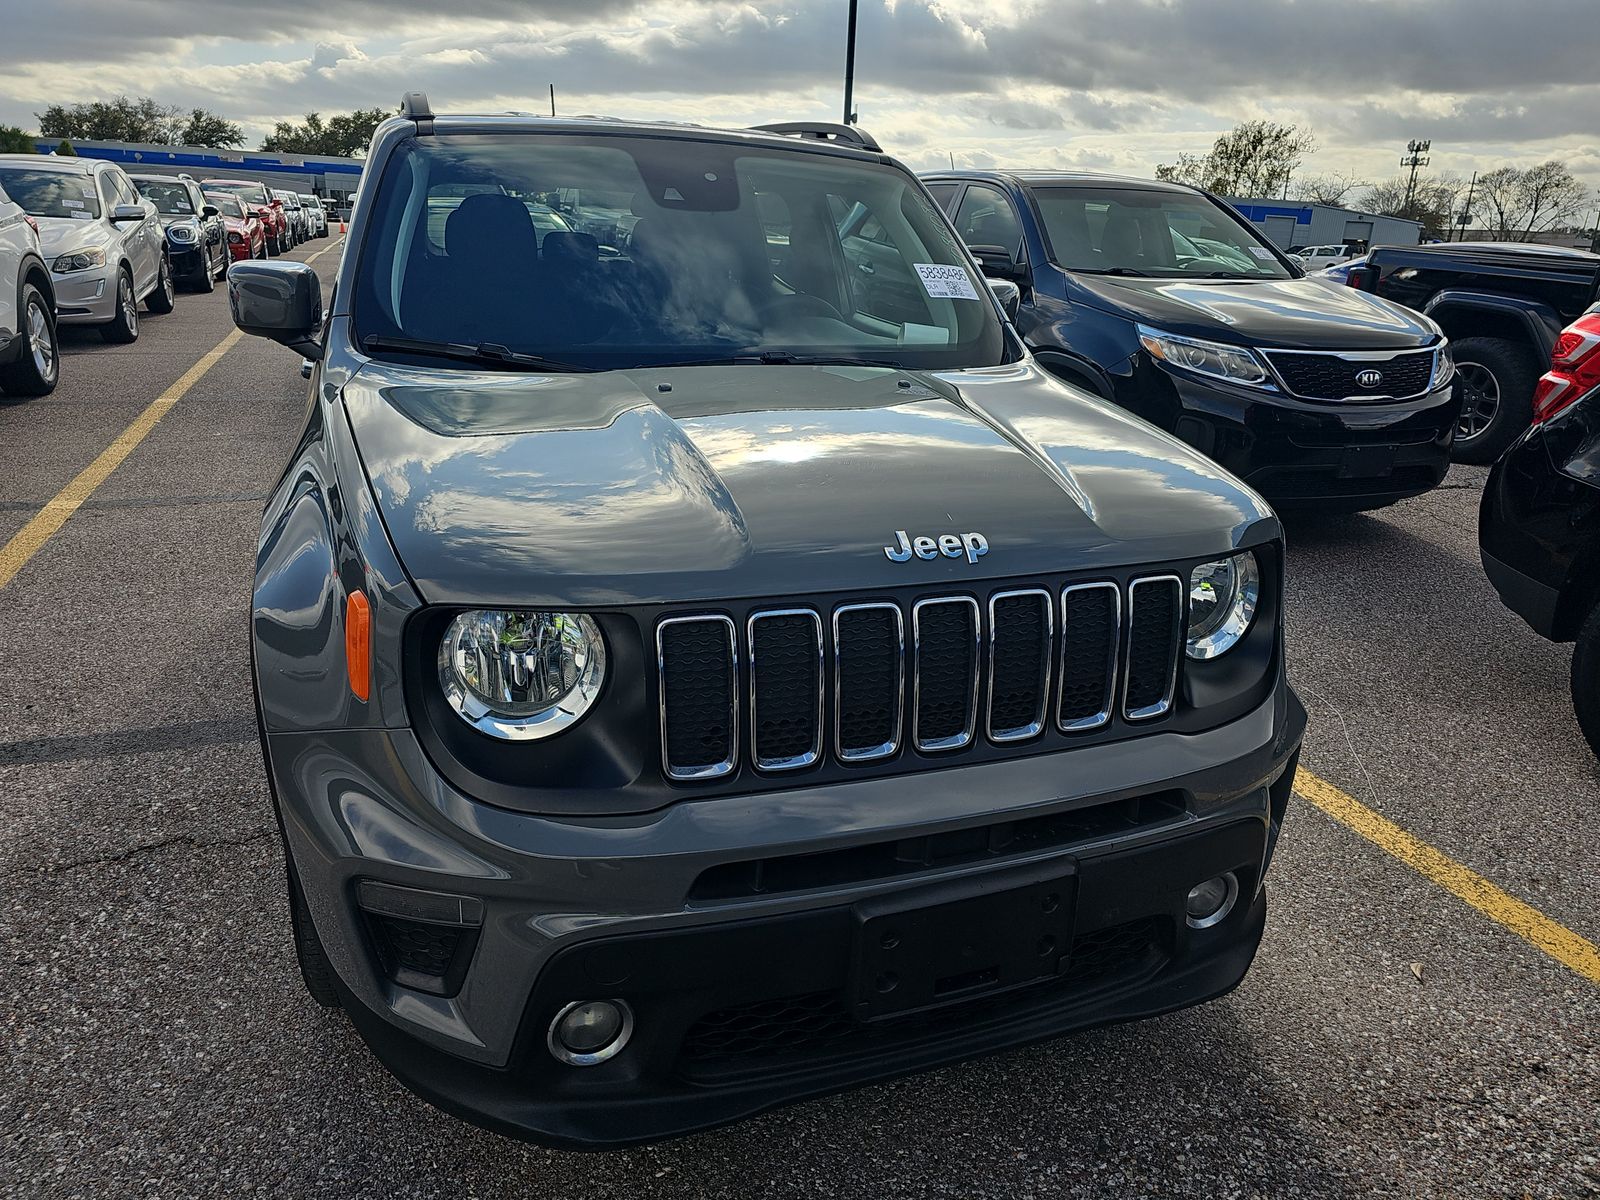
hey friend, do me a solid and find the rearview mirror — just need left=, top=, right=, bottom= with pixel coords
left=110, top=204, right=145, bottom=223
left=229, top=260, right=324, bottom=360
left=988, top=278, right=1022, bottom=321
left=967, top=243, right=1026, bottom=282
left=202, top=204, right=219, bottom=218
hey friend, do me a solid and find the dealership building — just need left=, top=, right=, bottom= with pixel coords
left=1226, top=198, right=1423, bottom=251
left=30, top=139, right=363, bottom=207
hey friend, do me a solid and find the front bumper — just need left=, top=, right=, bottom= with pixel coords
left=268, top=681, right=1305, bottom=1146
left=51, top=265, right=118, bottom=324
left=1146, top=364, right=1459, bottom=508
left=168, top=243, right=207, bottom=280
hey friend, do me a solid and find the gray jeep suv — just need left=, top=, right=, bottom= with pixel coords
left=230, top=93, right=1306, bottom=1147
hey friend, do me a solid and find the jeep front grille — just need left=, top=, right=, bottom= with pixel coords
left=657, top=576, right=1186, bottom=781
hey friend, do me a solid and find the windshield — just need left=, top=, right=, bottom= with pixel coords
left=0, top=167, right=100, bottom=219
left=353, top=133, right=1007, bottom=371
left=1034, top=186, right=1294, bottom=279
left=205, top=180, right=269, bottom=206
left=206, top=193, right=246, bottom=219
left=137, top=181, right=196, bottom=216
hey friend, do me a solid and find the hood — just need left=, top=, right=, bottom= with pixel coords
left=35, top=216, right=110, bottom=256
left=1066, top=271, right=1439, bottom=350
left=341, top=358, right=1275, bottom=608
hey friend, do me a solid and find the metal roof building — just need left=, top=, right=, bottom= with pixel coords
left=1225, top=198, right=1423, bottom=251
left=31, top=139, right=364, bottom=203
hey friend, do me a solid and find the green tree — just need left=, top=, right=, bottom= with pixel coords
left=260, top=108, right=389, bottom=158
left=1157, top=121, right=1317, bottom=197
left=36, top=95, right=238, bottom=147
left=55, top=139, right=77, bottom=157
left=178, top=107, right=244, bottom=148
left=0, top=125, right=37, bottom=153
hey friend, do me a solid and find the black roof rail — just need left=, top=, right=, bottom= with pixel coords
left=749, top=121, right=881, bottom=153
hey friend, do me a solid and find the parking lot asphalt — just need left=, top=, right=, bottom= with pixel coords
left=2, top=245, right=1597, bottom=1199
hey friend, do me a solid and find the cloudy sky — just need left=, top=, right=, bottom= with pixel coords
left=2, top=0, right=1598, bottom=198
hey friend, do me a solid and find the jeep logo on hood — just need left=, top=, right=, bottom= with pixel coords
left=884, top=530, right=990, bottom=565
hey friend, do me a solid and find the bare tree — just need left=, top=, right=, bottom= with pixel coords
left=1293, top=171, right=1365, bottom=206
left=1362, top=172, right=1466, bottom=234
left=1474, top=166, right=1523, bottom=238
left=1157, top=122, right=1317, bottom=197
left=1470, top=163, right=1591, bottom=240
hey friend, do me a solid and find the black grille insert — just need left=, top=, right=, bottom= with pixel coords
left=658, top=616, right=737, bottom=779
left=834, top=603, right=904, bottom=761
left=988, top=589, right=1051, bottom=741
left=1125, top=577, right=1182, bottom=719
left=1058, top=583, right=1119, bottom=730
left=748, top=610, right=822, bottom=770
left=912, top=598, right=979, bottom=751
left=1268, top=348, right=1436, bottom=401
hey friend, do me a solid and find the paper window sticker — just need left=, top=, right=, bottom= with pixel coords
left=913, top=262, right=981, bottom=301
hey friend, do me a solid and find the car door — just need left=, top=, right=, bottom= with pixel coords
left=831, top=196, right=929, bottom=325
left=192, top=180, right=223, bottom=267
left=0, top=185, right=26, bottom=345
left=107, top=169, right=158, bottom=292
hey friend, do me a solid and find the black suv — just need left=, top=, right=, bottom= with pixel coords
left=228, top=97, right=1305, bottom=1146
left=919, top=170, right=1460, bottom=512
left=1350, top=242, right=1600, bottom=462
left=1480, top=306, right=1600, bottom=757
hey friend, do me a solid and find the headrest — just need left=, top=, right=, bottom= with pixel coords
left=445, top=193, right=539, bottom=266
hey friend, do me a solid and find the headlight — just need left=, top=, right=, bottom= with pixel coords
left=169, top=224, right=196, bottom=243
left=1138, top=325, right=1273, bottom=389
left=438, top=610, right=606, bottom=740
left=1431, top=341, right=1455, bottom=389
left=52, top=247, right=107, bottom=273
left=1186, top=552, right=1260, bottom=659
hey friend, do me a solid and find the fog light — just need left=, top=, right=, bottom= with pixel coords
left=548, top=999, right=633, bottom=1066
left=1185, top=872, right=1239, bottom=929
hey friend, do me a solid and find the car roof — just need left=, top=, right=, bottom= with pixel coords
left=393, top=111, right=889, bottom=162
left=0, top=154, right=97, bottom=173
left=920, top=168, right=1200, bottom=194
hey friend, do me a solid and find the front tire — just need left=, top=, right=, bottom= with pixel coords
left=285, top=847, right=342, bottom=1008
left=194, top=252, right=216, bottom=293
left=99, top=268, right=139, bottom=343
left=0, top=283, right=59, bottom=397
left=146, top=254, right=176, bottom=314
left=1573, top=602, right=1600, bottom=760
left=1451, top=337, right=1538, bottom=465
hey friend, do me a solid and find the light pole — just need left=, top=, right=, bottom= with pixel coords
left=842, top=0, right=859, bottom=124
left=1453, top=170, right=1476, bottom=243
left=1401, top=138, right=1431, bottom=210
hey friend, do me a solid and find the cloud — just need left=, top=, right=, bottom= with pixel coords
left=0, top=0, right=1596, bottom=199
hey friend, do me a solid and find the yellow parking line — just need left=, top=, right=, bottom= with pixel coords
left=301, top=237, right=343, bottom=265
left=0, top=329, right=243, bottom=591
left=1295, top=767, right=1600, bottom=985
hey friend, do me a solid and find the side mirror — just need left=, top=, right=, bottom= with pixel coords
left=1344, top=264, right=1376, bottom=291
left=229, top=260, right=324, bottom=360
left=967, top=243, right=1026, bottom=282
left=988, top=278, right=1022, bottom=321
left=110, top=204, right=145, bottom=223
left=202, top=204, right=219, bottom=218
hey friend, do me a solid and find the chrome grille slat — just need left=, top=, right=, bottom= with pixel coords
left=833, top=602, right=905, bottom=762
left=748, top=608, right=824, bottom=771
left=987, top=588, right=1052, bottom=743
left=1123, top=576, right=1184, bottom=721
left=1058, top=581, right=1120, bottom=732
left=657, top=615, right=738, bottom=781
left=912, top=596, right=981, bottom=752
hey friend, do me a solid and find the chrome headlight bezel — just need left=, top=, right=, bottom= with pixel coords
left=168, top=223, right=197, bottom=243
left=1138, top=324, right=1276, bottom=391
left=1431, top=340, right=1456, bottom=390
left=51, top=247, right=107, bottom=274
left=437, top=609, right=607, bottom=741
left=1186, top=551, right=1261, bottom=660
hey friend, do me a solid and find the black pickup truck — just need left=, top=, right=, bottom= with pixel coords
left=1349, top=242, right=1600, bottom=462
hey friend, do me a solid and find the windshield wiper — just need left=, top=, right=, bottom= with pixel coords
left=1076, top=266, right=1151, bottom=277
left=361, top=335, right=596, bottom=372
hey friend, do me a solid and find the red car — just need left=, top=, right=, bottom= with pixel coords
left=200, top=177, right=287, bottom=254
left=204, top=190, right=266, bottom=261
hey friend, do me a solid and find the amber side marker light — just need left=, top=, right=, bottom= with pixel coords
left=346, top=590, right=372, bottom=701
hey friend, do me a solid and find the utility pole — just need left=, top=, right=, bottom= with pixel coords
left=549, top=85, right=556, bottom=117
left=1401, top=138, right=1431, bottom=210
left=842, top=0, right=859, bottom=124
left=1453, top=170, right=1476, bottom=242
